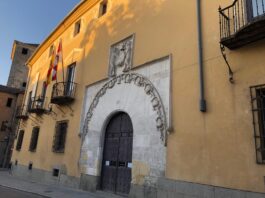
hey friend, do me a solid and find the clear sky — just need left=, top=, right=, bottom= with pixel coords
left=0, top=0, right=80, bottom=85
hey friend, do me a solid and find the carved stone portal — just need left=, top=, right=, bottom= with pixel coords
left=82, top=73, right=168, bottom=145
left=108, top=35, right=134, bottom=77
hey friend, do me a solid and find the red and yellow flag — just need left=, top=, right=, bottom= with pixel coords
left=52, top=40, right=63, bottom=81
left=46, top=47, right=55, bottom=86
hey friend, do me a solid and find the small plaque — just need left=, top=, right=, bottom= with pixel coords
left=127, top=162, right=132, bottom=168
left=105, top=161, right=110, bottom=166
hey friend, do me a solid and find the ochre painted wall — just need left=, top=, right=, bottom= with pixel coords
left=12, top=0, right=265, bottom=193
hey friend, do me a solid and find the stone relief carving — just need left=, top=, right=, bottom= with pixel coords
left=108, top=35, right=134, bottom=77
left=82, top=73, right=168, bottom=145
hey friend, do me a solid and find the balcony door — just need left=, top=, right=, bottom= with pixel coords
left=246, top=0, right=265, bottom=21
left=65, top=63, right=75, bottom=96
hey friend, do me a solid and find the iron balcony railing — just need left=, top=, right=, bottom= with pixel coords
left=51, top=81, right=77, bottom=105
left=219, top=0, right=265, bottom=48
left=15, top=105, right=28, bottom=119
left=28, top=96, right=47, bottom=114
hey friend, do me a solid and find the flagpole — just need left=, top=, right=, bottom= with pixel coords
left=60, top=39, right=65, bottom=83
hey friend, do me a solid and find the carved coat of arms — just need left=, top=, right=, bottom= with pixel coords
left=108, top=35, right=134, bottom=77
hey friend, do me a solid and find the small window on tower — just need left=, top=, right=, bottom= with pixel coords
left=74, top=20, right=81, bottom=36
left=6, top=98, right=13, bottom=107
left=22, top=48, right=28, bottom=55
left=99, top=1, right=108, bottom=17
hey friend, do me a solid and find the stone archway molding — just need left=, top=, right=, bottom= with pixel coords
left=82, top=72, right=168, bottom=145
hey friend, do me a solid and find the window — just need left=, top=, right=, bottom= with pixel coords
left=27, top=91, right=32, bottom=112
left=29, top=127, right=40, bottom=152
left=49, top=45, right=54, bottom=57
left=53, top=168, right=60, bottom=177
left=6, top=98, right=13, bottom=107
left=246, top=0, right=265, bottom=20
left=250, top=85, right=265, bottom=164
left=1, top=121, right=7, bottom=131
left=22, top=48, right=28, bottom=55
left=22, top=82, right=27, bottom=88
left=53, top=121, right=68, bottom=153
left=74, top=20, right=81, bottom=36
left=99, top=0, right=108, bottom=17
left=16, top=130, right=24, bottom=151
left=28, top=163, right=33, bottom=170
left=65, top=63, right=76, bottom=95
left=41, top=82, right=47, bottom=99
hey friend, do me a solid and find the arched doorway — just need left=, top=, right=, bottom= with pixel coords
left=101, top=112, right=133, bottom=195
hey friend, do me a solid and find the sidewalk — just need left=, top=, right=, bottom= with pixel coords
left=0, top=170, right=124, bottom=198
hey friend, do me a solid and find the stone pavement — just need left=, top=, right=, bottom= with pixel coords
left=0, top=170, right=125, bottom=198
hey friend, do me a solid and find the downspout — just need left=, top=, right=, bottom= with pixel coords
left=196, top=0, right=207, bottom=112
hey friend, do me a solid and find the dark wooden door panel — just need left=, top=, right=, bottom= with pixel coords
left=101, top=166, right=116, bottom=192
left=116, top=167, right=131, bottom=195
left=101, top=112, right=133, bottom=195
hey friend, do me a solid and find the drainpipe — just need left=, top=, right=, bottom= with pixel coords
left=196, top=0, right=207, bottom=112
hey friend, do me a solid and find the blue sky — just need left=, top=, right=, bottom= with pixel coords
left=0, top=0, right=80, bottom=85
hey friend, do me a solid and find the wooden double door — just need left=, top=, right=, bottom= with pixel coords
left=101, top=112, right=133, bottom=195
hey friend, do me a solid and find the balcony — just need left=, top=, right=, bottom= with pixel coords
left=15, top=106, right=28, bottom=120
left=51, top=82, right=76, bottom=105
left=219, top=0, right=265, bottom=49
left=28, top=96, right=47, bottom=114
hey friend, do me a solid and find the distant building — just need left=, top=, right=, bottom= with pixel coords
left=0, top=40, right=38, bottom=168
left=7, top=40, right=38, bottom=90
left=0, top=85, right=23, bottom=168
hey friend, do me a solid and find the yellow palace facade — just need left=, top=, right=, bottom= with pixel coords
left=11, top=0, right=265, bottom=197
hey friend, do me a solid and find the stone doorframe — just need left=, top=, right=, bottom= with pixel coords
left=79, top=56, right=172, bottom=192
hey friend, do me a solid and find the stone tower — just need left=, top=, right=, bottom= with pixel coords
left=7, top=40, right=38, bottom=89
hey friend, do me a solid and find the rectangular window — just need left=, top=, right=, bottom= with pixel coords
left=41, top=82, right=47, bottom=99
left=49, top=45, right=54, bottom=57
left=1, top=121, right=7, bottom=131
left=250, top=85, right=265, bottom=164
left=16, top=130, right=24, bottom=151
left=99, top=1, right=108, bottom=17
left=29, top=127, right=40, bottom=152
left=53, top=168, right=60, bottom=177
left=74, top=20, right=81, bottom=36
left=22, top=48, right=28, bottom=55
left=65, top=63, right=76, bottom=95
left=27, top=91, right=32, bottom=112
left=246, top=0, right=265, bottom=20
left=6, top=98, right=13, bottom=107
left=53, top=121, right=68, bottom=153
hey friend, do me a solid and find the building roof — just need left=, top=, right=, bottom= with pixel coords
left=0, top=85, right=24, bottom=95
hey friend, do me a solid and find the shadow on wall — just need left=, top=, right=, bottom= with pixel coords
left=78, top=0, right=168, bottom=80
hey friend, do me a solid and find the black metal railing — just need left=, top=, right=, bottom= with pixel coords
left=51, top=82, right=76, bottom=105
left=15, top=105, right=28, bottom=119
left=28, top=96, right=47, bottom=114
left=219, top=0, right=265, bottom=40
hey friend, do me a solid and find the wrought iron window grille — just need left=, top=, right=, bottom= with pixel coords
left=250, top=84, right=265, bottom=164
left=29, top=127, right=40, bottom=152
left=52, top=121, right=68, bottom=153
